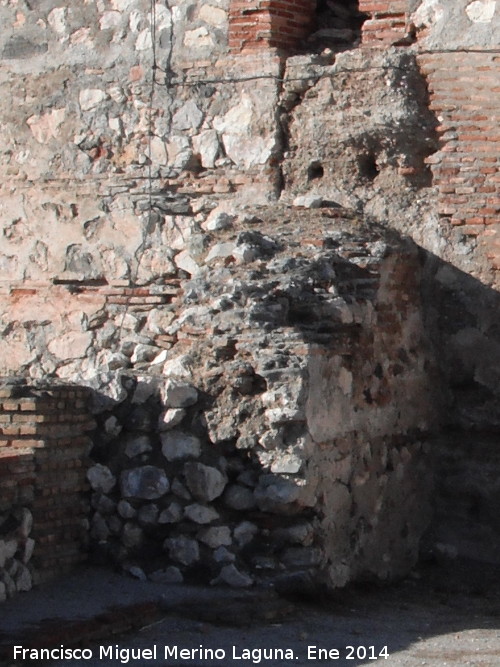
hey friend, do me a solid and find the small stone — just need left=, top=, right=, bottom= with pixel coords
left=223, top=484, right=256, bottom=511
left=87, top=464, right=116, bottom=494
left=158, top=408, right=186, bottom=431
left=212, top=546, right=236, bottom=563
left=292, top=194, right=323, bottom=209
left=172, top=100, right=203, bottom=131
left=183, top=463, right=227, bottom=502
left=124, top=434, right=152, bottom=458
left=171, top=478, right=192, bottom=500
left=117, top=500, right=136, bottom=519
left=137, top=504, right=159, bottom=526
left=131, top=344, right=160, bottom=363
left=270, top=452, right=302, bottom=474
left=131, top=377, right=159, bottom=404
left=19, top=508, right=33, bottom=539
left=79, top=88, right=106, bottom=111
left=0, top=539, right=17, bottom=568
left=184, top=503, right=219, bottom=524
left=120, top=466, right=170, bottom=500
left=127, top=566, right=147, bottom=581
left=163, top=354, right=194, bottom=378
left=205, top=242, right=236, bottom=263
left=164, top=536, right=199, bottom=566
left=254, top=475, right=300, bottom=512
left=198, top=526, right=232, bottom=549
left=2, top=572, right=16, bottom=598
left=161, top=430, right=201, bottom=461
left=273, top=523, right=314, bottom=546
left=233, top=243, right=258, bottom=264
left=108, top=516, right=123, bottom=535
left=22, top=538, right=35, bottom=564
left=90, top=513, right=110, bottom=541
left=233, top=521, right=258, bottom=547
left=122, top=522, right=144, bottom=549
left=92, top=493, right=116, bottom=515
left=104, top=416, right=122, bottom=437
left=211, top=564, right=253, bottom=588
left=174, top=250, right=201, bottom=276
left=281, top=547, right=322, bottom=568
left=158, top=501, right=183, bottom=524
left=150, top=567, right=183, bottom=584
left=193, top=130, right=220, bottom=169
left=162, top=378, right=198, bottom=408
left=151, top=350, right=169, bottom=366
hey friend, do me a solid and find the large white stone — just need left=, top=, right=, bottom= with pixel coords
left=27, top=108, right=66, bottom=144
left=184, top=27, right=214, bottom=48
left=48, top=7, right=68, bottom=35
left=199, top=5, right=227, bottom=26
left=174, top=250, right=201, bottom=276
left=172, top=101, right=204, bottom=131
left=213, top=95, right=277, bottom=169
left=100, top=11, right=121, bottom=30
left=79, top=89, right=106, bottom=112
left=466, top=1, right=496, bottom=23
left=112, top=0, right=136, bottom=9
left=192, top=130, right=220, bottom=168
left=136, top=28, right=152, bottom=50
left=48, top=331, right=93, bottom=360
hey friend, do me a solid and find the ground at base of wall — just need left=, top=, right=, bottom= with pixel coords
left=1, top=558, right=500, bottom=666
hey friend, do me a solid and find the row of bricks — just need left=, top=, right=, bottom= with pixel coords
left=360, top=0, right=406, bottom=12
left=229, top=0, right=315, bottom=11
left=0, top=399, right=88, bottom=411
left=418, top=58, right=499, bottom=69
left=0, top=425, right=94, bottom=437
left=0, top=413, right=91, bottom=424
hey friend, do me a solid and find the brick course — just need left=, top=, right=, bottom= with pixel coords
left=229, top=0, right=316, bottom=52
left=359, top=0, right=408, bottom=45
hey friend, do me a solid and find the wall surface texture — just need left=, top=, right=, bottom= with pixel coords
left=1, top=0, right=500, bottom=593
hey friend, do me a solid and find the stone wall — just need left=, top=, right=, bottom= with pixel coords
left=0, top=380, right=93, bottom=600
left=85, top=207, right=436, bottom=589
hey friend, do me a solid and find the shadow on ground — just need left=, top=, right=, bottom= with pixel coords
left=1, top=556, right=499, bottom=666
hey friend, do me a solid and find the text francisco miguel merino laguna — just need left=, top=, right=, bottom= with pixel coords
left=13, top=643, right=390, bottom=663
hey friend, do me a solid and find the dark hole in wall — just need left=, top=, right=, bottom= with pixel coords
left=358, top=152, right=380, bottom=181
left=308, top=0, right=368, bottom=52
left=308, top=161, right=324, bottom=181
